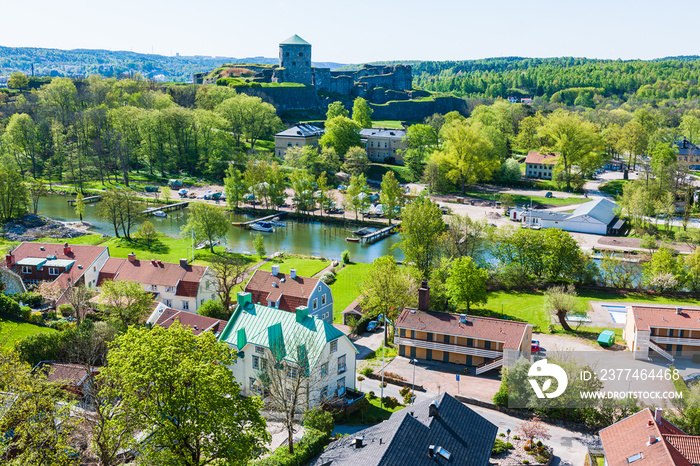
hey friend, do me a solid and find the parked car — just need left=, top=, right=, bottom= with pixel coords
left=545, top=192, right=553, bottom=198
left=531, top=340, right=541, bottom=352
left=440, top=206, right=451, bottom=215
left=366, top=321, right=378, bottom=333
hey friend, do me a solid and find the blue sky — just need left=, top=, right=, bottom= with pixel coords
left=2, top=0, right=698, bottom=63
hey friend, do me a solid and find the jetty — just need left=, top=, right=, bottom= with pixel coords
left=235, top=211, right=288, bottom=229
left=67, top=195, right=101, bottom=205
left=142, top=201, right=190, bottom=216
left=360, top=224, right=397, bottom=244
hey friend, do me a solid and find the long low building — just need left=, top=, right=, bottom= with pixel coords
left=517, top=198, right=624, bottom=235
left=625, top=305, right=700, bottom=362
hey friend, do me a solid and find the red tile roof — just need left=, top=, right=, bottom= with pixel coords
left=97, top=257, right=207, bottom=297
left=11, top=242, right=107, bottom=287
left=630, top=306, right=700, bottom=331
left=244, top=270, right=318, bottom=313
left=600, top=409, right=697, bottom=466
left=525, top=151, right=559, bottom=165
left=35, top=362, right=98, bottom=387
left=342, top=298, right=365, bottom=316
left=152, top=307, right=226, bottom=336
left=395, top=308, right=530, bottom=350
left=664, top=435, right=700, bottom=465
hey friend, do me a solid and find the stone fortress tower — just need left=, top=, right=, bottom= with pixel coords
left=278, top=34, right=312, bottom=85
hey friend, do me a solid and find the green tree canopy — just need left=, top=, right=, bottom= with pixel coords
left=319, top=116, right=362, bottom=156
left=181, top=202, right=229, bottom=253
left=445, top=256, right=488, bottom=312
left=398, top=196, right=445, bottom=279
left=352, top=97, right=373, bottom=129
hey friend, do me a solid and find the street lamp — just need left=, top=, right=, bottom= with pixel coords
left=410, top=358, right=417, bottom=404
left=506, top=429, right=511, bottom=441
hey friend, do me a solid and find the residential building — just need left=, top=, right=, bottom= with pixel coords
left=676, top=138, right=700, bottom=170
left=33, top=362, right=99, bottom=401
left=97, top=253, right=217, bottom=313
left=274, top=123, right=324, bottom=158
left=520, top=198, right=624, bottom=235
left=360, top=128, right=407, bottom=165
left=312, top=392, right=498, bottom=466
left=4, top=242, right=110, bottom=305
left=600, top=408, right=700, bottom=466
left=218, top=292, right=358, bottom=407
left=395, top=283, right=532, bottom=375
left=146, top=302, right=226, bottom=337
left=524, top=151, right=558, bottom=179
left=625, top=305, right=700, bottom=362
left=244, top=266, right=333, bottom=323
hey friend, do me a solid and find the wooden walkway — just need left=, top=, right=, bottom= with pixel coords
left=142, top=201, right=190, bottom=215
left=360, top=224, right=397, bottom=244
left=67, top=195, right=101, bottom=205
left=235, top=211, right=288, bottom=229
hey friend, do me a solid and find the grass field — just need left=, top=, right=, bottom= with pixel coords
left=258, top=256, right=330, bottom=278
left=329, top=262, right=373, bottom=323
left=367, top=164, right=413, bottom=184
left=102, top=235, right=230, bottom=266
left=599, top=179, right=629, bottom=198
left=460, top=189, right=587, bottom=207
left=339, top=394, right=405, bottom=425
left=1, top=314, right=56, bottom=349
left=371, top=120, right=408, bottom=129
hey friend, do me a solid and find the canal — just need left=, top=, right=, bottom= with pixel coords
left=37, top=194, right=403, bottom=263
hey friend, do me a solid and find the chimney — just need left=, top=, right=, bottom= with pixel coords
left=157, top=260, right=162, bottom=266
left=128, top=252, right=136, bottom=262
left=647, top=420, right=653, bottom=427
left=290, top=268, right=297, bottom=279
left=151, top=259, right=156, bottom=266
left=179, top=258, right=188, bottom=268
left=271, top=264, right=280, bottom=276
left=418, top=280, right=430, bottom=311
left=428, top=401, right=439, bottom=418
left=428, top=445, right=435, bottom=458
left=296, top=306, right=308, bottom=323
left=5, top=254, right=14, bottom=267
left=655, top=408, right=662, bottom=424
left=63, top=243, right=71, bottom=254
left=676, top=307, right=682, bottom=315
left=354, top=437, right=363, bottom=448
left=460, top=314, right=467, bottom=324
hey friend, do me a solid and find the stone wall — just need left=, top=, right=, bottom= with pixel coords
left=238, top=86, right=320, bottom=111
left=313, top=67, right=331, bottom=90
left=370, top=96, right=469, bottom=121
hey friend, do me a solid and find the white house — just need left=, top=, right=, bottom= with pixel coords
left=245, top=266, right=334, bottom=323
left=219, top=292, right=358, bottom=408
left=523, top=198, right=623, bottom=235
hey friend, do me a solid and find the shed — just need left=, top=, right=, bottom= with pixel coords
left=597, top=330, right=616, bottom=347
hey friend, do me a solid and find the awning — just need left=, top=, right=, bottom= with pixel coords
left=611, top=219, right=625, bottom=230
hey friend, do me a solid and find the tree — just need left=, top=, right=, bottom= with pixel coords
left=326, top=101, right=349, bottom=120
left=499, top=158, right=522, bottom=183
left=344, top=174, right=366, bottom=220
left=66, top=283, right=94, bottom=325
left=379, top=171, right=403, bottom=225
left=516, top=416, right=551, bottom=446
left=401, top=123, right=440, bottom=181
left=3, top=114, right=37, bottom=179
left=136, top=220, right=159, bottom=247
left=445, top=256, right=488, bottom=312
left=254, top=233, right=266, bottom=258
left=97, top=187, right=143, bottom=239
left=198, top=300, right=227, bottom=320
left=209, top=254, right=248, bottom=313
left=224, top=165, right=247, bottom=210
left=290, top=169, right=316, bottom=214
left=439, top=119, right=497, bottom=194
left=98, top=322, right=269, bottom=465
left=644, top=247, right=684, bottom=291
left=440, top=214, right=488, bottom=260
left=545, top=284, right=581, bottom=332
left=37, top=280, right=63, bottom=309
left=303, top=407, right=334, bottom=435
left=685, top=248, right=700, bottom=292
left=161, top=186, right=172, bottom=204
left=181, top=203, right=228, bottom=253
left=27, top=180, right=46, bottom=214
left=267, top=161, right=287, bottom=208
left=599, top=252, right=641, bottom=289
left=319, top=116, right=362, bottom=156
left=7, top=72, right=29, bottom=91
left=343, top=146, right=370, bottom=176
left=352, top=97, right=373, bottom=129
left=75, top=191, right=86, bottom=222
left=98, top=279, right=153, bottom=330
left=398, top=196, right=445, bottom=279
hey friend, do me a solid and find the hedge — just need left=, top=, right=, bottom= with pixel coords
left=252, top=428, right=330, bottom=466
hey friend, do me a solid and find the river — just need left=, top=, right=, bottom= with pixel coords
left=37, top=194, right=403, bottom=263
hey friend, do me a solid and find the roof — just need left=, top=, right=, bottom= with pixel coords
left=600, top=408, right=697, bottom=466
left=16, top=257, right=48, bottom=266
left=280, top=34, right=311, bottom=46
left=45, top=259, right=75, bottom=268
left=359, top=128, right=407, bottom=139
left=147, top=305, right=226, bottom=337
left=341, top=298, right=365, bottom=316
left=630, top=305, right=700, bottom=331
left=276, top=123, right=324, bottom=138
left=245, top=269, right=321, bottom=314
left=312, top=393, right=497, bottom=466
left=525, top=151, right=559, bottom=165
left=569, top=198, right=618, bottom=225
left=526, top=210, right=570, bottom=222
left=97, top=257, right=207, bottom=297
left=34, top=362, right=98, bottom=387
left=675, top=138, right=700, bottom=156
left=395, top=308, right=530, bottom=350
left=219, top=295, right=354, bottom=367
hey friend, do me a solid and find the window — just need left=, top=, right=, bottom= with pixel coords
left=256, top=346, right=265, bottom=354
left=253, top=355, right=260, bottom=370
left=299, top=52, right=303, bottom=57
left=182, top=301, right=189, bottom=311
left=321, top=385, right=329, bottom=400
left=21, top=266, right=31, bottom=274
left=287, top=142, right=292, bottom=147
left=330, top=339, right=338, bottom=353
left=164, top=299, right=172, bottom=307
left=292, top=61, right=296, bottom=66
left=321, top=362, right=328, bottom=377
left=48, top=267, right=59, bottom=276
left=166, top=286, right=176, bottom=293
left=337, top=377, right=345, bottom=394
left=150, top=284, right=158, bottom=291
left=285, top=52, right=289, bottom=56
left=93, top=266, right=96, bottom=272
left=261, top=358, right=267, bottom=371
left=317, top=285, right=321, bottom=292
left=313, top=298, right=317, bottom=309
left=249, top=377, right=256, bottom=391
left=337, top=355, right=346, bottom=374
left=384, top=142, right=388, bottom=148
left=286, top=364, right=298, bottom=380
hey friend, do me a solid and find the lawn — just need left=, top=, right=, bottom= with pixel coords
left=258, top=256, right=330, bottom=278
left=1, top=314, right=56, bottom=349
left=338, top=395, right=405, bottom=425
left=371, top=120, right=409, bottom=129
left=599, top=179, right=630, bottom=198
left=41, top=234, right=107, bottom=246
left=366, top=164, right=413, bottom=184
left=102, top=234, right=231, bottom=266
left=329, top=262, right=373, bottom=323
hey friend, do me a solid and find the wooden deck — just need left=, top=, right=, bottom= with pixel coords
left=235, top=211, right=288, bottom=229
left=67, top=195, right=101, bottom=205
left=142, top=201, right=190, bottom=215
left=360, top=224, right=397, bottom=244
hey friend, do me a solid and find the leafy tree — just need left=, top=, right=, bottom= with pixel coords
left=439, top=119, right=497, bottom=194
left=75, top=191, right=86, bottom=222
left=224, top=165, right=247, bottom=210
left=98, top=322, right=269, bottom=465
left=98, top=279, right=154, bottom=330
left=398, top=196, right=445, bottom=279
left=644, top=247, right=684, bottom=291
left=7, top=72, right=29, bottom=91
left=181, top=202, right=228, bottom=253
left=516, top=416, right=551, bottom=446
left=499, top=158, right=522, bottom=183
left=318, top=146, right=341, bottom=173
left=198, top=299, right=227, bottom=320
left=445, top=256, right=488, bottom=312
left=209, top=254, right=248, bottom=312
left=379, top=171, right=403, bottom=224
left=599, top=252, right=641, bottom=289
left=27, top=180, right=46, bottom=214
left=290, top=169, right=316, bottom=214
left=401, top=123, right=439, bottom=181
left=326, top=101, right=349, bottom=120
left=440, top=214, right=488, bottom=260
left=545, top=284, right=581, bottom=332
left=266, top=162, right=287, bottom=208
left=351, top=97, right=373, bottom=129
left=254, top=233, right=266, bottom=258
left=319, top=116, right=362, bottom=156
left=3, top=113, right=37, bottom=179
left=303, top=407, right=334, bottom=435
left=343, top=146, right=370, bottom=177
left=66, top=283, right=94, bottom=325
left=161, top=186, right=172, bottom=204
left=135, top=220, right=159, bottom=247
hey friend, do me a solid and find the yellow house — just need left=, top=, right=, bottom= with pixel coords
left=274, top=123, right=324, bottom=158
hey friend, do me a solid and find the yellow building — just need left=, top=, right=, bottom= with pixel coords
left=274, top=123, right=324, bottom=158
left=360, top=128, right=407, bottom=165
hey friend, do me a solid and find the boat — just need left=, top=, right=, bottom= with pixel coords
left=153, top=211, right=167, bottom=218
left=345, top=237, right=360, bottom=243
left=250, top=222, right=274, bottom=232
left=353, top=227, right=376, bottom=236
left=268, top=217, right=287, bottom=227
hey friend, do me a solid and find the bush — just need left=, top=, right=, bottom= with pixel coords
left=320, top=271, right=336, bottom=285
left=357, top=375, right=365, bottom=381
left=58, top=304, right=74, bottom=318
left=360, top=366, right=373, bottom=377
left=341, top=250, right=350, bottom=264
left=367, top=391, right=376, bottom=400
left=198, top=300, right=227, bottom=320
left=20, top=306, right=31, bottom=321
left=402, top=391, right=414, bottom=405
left=303, top=408, right=334, bottom=435
left=252, top=428, right=330, bottom=466
left=535, top=455, right=548, bottom=464
left=492, top=438, right=514, bottom=456
left=13, top=292, right=42, bottom=308
left=0, top=293, right=21, bottom=317
left=46, top=311, right=57, bottom=320
left=522, top=461, right=529, bottom=465
left=512, top=435, right=520, bottom=440
left=399, top=386, right=411, bottom=397
left=381, top=396, right=399, bottom=409
left=499, top=433, right=505, bottom=437
left=536, top=441, right=543, bottom=447
left=30, top=312, right=44, bottom=324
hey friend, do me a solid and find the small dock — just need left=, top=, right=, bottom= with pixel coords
left=142, top=201, right=190, bottom=215
left=361, top=224, right=397, bottom=244
left=67, top=195, right=101, bottom=205
left=236, top=212, right=288, bottom=229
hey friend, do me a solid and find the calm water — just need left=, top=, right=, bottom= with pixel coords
left=37, top=194, right=402, bottom=263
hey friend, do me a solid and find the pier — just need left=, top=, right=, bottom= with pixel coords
left=235, top=211, right=288, bottom=229
left=361, top=224, right=397, bottom=244
left=142, top=201, right=190, bottom=216
left=67, top=195, right=101, bottom=205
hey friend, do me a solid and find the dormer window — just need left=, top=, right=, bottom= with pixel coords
left=48, top=267, right=60, bottom=276
left=21, top=266, right=31, bottom=274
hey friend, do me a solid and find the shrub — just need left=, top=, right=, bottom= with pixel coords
left=30, top=312, right=44, bottom=324
left=536, top=440, right=543, bottom=447
left=523, top=444, right=531, bottom=452
left=399, top=386, right=411, bottom=397
left=46, top=311, right=57, bottom=320
left=252, top=428, right=330, bottom=466
left=367, top=391, right=376, bottom=400
left=20, top=306, right=31, bottom=321
left=58, top=304, right=74, bottom=318
left=0, top=293, right=21, bottom=317
left=499, top=433, right=505, bottom=437
left=341, top=250, right=350, bottom=264
left=381, top=396, right=399, bottom=409
left=198, top=300, right=227, bottom=320
left=360, top=366, right=373, bottom=377
left=535, top=455, right=548, bottom=464
left=381, top=382, right=387, bottom=388
left=13, top=292, right=42, bottom=308
left=512, top=435, right=520, bottom=440
left=357, top=375, right=365, bottom=381
left=320, top=271, right=336, bottom=285
left=402, top=391, right=414, bottom=405
left=492, top=438, right=513, bottom=456
left=522, top=461, right=529, bottom=465
left=303, top=408, right=334, bottom=435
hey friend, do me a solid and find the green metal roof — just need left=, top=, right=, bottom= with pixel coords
left=45, top=259, right=75, bottom=269
left=219, top=296, right=353, bottom=366
left=280, top=34, right=311, bottom=46
left=16, top=258, right=46, bottom=267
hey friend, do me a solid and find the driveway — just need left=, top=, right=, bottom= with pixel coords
left=352, top=330, right=385, bottom=360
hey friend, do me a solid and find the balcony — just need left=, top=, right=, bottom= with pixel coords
left=395, top=337, right=503, bottom=359
left=651, top=336, right=700, bottom=346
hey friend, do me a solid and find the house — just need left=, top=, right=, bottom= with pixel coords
left=33, top=362, right=99, bottom=401
left=676, top=138, right=700, bottom=170
left=244, top=266, right=333, bottom=323
left=4, top=242, right=110, bottom=306
left=523, top=198, right=624, bottom=235
left=146, top=302, right=227, bottom=337
left=395, top=282, right=532, bottom=375
left=97, top=253, right=217, bottom=313
left=524, top=151, right=559, bottom=179
left=360, top=128, right=407, bottom=165
left=625, top=305, right=700, bottom=363
left=599, top=408, right=700, bottom=466
left=218, top=292, right=358, bottom=408
left=521, top=97, right=533, bottom=104
left=312, top=392, right=498, bottom=466
left=274, top=123, right=324, bottom=158
left=341, top=298, right=365, bottom=325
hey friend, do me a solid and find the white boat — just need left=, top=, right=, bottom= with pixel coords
left=153, top=211, right=167, bottom=218
left=250, top=221, right=274, bottom=232
left=268, top=217, right=286, bottom=227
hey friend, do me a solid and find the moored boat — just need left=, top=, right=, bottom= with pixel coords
left=250, top=222, right=274, bottom=232
left=345, top=237, right=360, bottom=243
left=154, top=211, right=167, bottom=218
